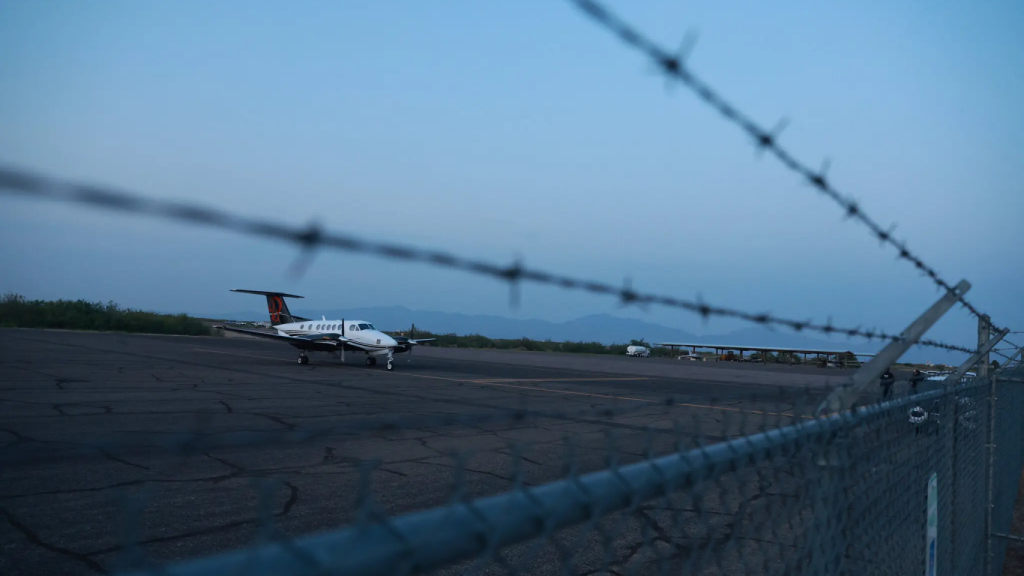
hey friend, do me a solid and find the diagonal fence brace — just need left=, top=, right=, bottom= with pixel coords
left=992, top=346, right=1023, bottom=379
left=817, top=280, right=971, bottom=415
left=943, top=328, right=1008, bottom=385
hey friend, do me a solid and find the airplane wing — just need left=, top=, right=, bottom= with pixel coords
left=217, top=325, right=311, bottom=342
left=216, top=326, right=352, bottom=351
left=292, top=331, right=381, bottom=353
left=217, top=326, right=395, bottom=355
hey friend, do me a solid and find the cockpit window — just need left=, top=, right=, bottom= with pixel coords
left=358, top=323, right=372, bottom=330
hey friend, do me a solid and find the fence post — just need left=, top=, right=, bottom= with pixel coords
left=988, top=345, right=1023, bottom=575
left=984, top=372, right=997, bottom=576
left=978, top=315, right=991, bottom=378
left=945, top=329, right=1006, bottom=575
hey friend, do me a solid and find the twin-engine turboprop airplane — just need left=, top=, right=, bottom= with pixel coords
left=214, top=289, right=434, bottom=371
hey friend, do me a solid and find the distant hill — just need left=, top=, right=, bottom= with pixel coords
left=200, top=305, right=965, bottom=364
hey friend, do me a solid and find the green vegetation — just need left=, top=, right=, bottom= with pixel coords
left=387, top=327, right=679, bottom=357
left=0, top=293, right=210, bottom=336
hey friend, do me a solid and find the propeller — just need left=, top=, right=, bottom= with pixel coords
left=408, top=323, right=415, bottom=362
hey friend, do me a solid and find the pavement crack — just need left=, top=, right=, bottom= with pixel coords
left=218, top=400, right=233, bottom=414
left=204, top=452, right=245, bottom=477
left=279, top=481, right=299, bottom=516
left=414, top=460, right=532, bottom=487
left=1, top=506, right=109, bottom=574
left=85, top=480, right=301, bottom=559
left=0, top=426, right=31, bottom=442
left=100, top=449, right=150, bottom=471
left=254, top=413, right=297, bottom=431
left=497, top=449, right=542, bottom=467
left=417, top=438, right=446, bottom=456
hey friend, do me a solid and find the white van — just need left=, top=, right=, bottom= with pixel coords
left=626, top=345, right=650, bottom=357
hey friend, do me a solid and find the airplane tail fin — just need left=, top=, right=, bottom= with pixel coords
left=230, top=289, right=308, bottom=326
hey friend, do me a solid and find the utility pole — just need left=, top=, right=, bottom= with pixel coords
left=978, top=314, right=991, bottom=378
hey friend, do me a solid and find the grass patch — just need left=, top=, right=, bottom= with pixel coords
left=0, top=293, right=210, bottom=336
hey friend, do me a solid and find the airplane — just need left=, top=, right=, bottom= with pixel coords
left=214, top=289, right=434, bottom=371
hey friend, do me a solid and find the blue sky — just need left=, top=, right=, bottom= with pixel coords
left=1, top=0, right=1022, bottom=349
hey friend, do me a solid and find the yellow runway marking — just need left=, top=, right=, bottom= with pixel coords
left=195, top=348, right=809, bottom=419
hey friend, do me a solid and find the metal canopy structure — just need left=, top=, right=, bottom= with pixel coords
left=653, top=342, right=874, bottom=365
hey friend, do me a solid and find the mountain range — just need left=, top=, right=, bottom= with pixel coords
left=199, top=305, right=967, bottom=364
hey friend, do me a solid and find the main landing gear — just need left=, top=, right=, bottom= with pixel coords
left=365, top=357, right=377, bottom=367
left=297, top=353, right=309, bottom=365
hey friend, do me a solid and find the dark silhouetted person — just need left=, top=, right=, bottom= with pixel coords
left=880, top=368, right=896, bottom=399
left=909, top=369, right=926, bottom=395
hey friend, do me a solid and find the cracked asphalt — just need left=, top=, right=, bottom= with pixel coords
left=0, top=329, right=846, bottom=575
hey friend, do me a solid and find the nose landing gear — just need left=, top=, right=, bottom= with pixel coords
left=363, top=350, right=396, bottom=370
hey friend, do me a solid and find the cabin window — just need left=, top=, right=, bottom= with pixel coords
left=349, top=324, right=358, bottom=332
left=300, top=324, right=305, bottom=330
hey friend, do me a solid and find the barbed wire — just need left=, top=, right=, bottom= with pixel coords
left=567, top=0, right=999, bottom=332
left=0, top=165, right=976, bottom=354
left=991, top=349, right=1014, bottom=361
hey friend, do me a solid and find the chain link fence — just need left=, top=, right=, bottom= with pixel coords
left=3, top=372, right=1021, bottom=576
left=991, top=366, right=1024, bottom=575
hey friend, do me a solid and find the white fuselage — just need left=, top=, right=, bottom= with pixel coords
left=276, top=319, right=398, bottom=354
